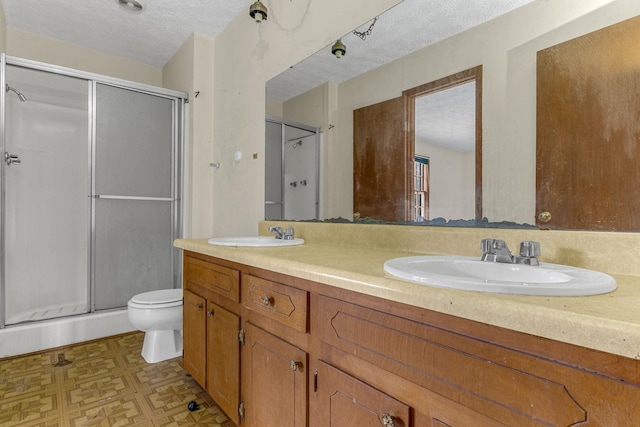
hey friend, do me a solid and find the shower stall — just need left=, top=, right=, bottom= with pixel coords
left=0, top=56, right=186, bottom=356
left=265, top=116, right=321, bottom=220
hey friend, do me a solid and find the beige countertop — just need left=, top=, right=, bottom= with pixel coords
left=175, top=223, right=640, bottom=360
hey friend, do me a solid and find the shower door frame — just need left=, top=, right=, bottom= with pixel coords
left=0, top=55, right=187, bottom=328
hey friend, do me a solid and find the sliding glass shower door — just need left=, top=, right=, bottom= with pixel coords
left=93, top=84, right=177, bottom=310
left=2, top=65, right=90, bottom=325
left=1, top=57, right=184, bottom=327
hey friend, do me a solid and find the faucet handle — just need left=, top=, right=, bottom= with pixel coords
left=519, top=241, right=541, bottom=257
left=481, top=238, right=496, bottom=253
left=481, top=238, right=509, bottom=252
left=284, top=227, right=295, bottom=240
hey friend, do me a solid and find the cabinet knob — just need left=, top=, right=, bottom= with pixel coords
left=196, top=303, right=203, bottom=311
left=381, top=413, right=396, bottom=427
left=207, top=309, right=214, bottom=317
left=538, top=211, right=552, bottom=223
left=289, top=360, right=302, bottom=371
left=261, top=295, right=273, bottom=306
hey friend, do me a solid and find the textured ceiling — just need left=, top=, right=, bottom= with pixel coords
left=1, top=0, right=534, bottom=149
left=416, top=81, right=476, bottom=152
left=0, top=0, right=253, bottom=68
left=266, top=0, right=534, bottom=102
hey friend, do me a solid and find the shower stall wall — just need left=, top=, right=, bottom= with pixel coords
left=0, top=56, right=186, bottom=353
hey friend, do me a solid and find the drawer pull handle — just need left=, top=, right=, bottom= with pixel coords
left=207, top=309, right=214, bottom=317
left=196, top=303, right=203, bottom=311
left=261, top=295, right=273, bottom=306
left=289, top=360, right=301, bottom=371
left=381, top=413, right=395, bottom=427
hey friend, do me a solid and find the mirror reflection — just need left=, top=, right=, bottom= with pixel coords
left=266, top=0, right=640, bottom=231
left=265, top=117, right=320, bottom=221
left=414, top=80, right=476, bottom=221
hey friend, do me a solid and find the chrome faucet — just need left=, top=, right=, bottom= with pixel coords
left=268, top=226, right=284, bottom=239
left=480, top=238, right=540, bottom=266
left=268, top=226, right=295, bottom=240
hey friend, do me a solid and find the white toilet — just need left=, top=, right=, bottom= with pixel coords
left=127, top=288, right=183, bottom=363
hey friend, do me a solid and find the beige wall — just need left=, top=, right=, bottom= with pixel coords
left=416, top=140, right=475, bottom=220
left=282, top=83, right=327, bottom=129
left=5, top=28, right=162, bottom=86
left=266, top=97, right=283, bottom=118
left=163, top=33, right=215, bottom=239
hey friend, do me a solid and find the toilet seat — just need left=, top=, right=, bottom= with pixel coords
left=128, top=289, right=182, bottom=308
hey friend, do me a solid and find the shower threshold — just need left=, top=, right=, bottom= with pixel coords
left=5, top=303, right=89, bottom=325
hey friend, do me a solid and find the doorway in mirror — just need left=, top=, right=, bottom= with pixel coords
left=353, top=66, right=482, bottom=223
left=406, top=66, right=482, bottom=222
left=413, top=80, right=476, bottom=221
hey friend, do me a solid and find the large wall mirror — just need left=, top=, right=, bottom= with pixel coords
left=265, top=0, right=640, bottom=232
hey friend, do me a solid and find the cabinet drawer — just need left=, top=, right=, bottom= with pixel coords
left=317, top=295, right=588, bottom=426
left=184, top=255, right=240, bottom=302
left=241, top=274, right=308, bottom=332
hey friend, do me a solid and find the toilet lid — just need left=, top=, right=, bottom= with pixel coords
left=130, top=289, right=182, bottom=305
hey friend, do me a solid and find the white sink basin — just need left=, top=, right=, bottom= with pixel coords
left=383, top=255, right=616, bottom=296
left=207, top=236, right=304, bottom=247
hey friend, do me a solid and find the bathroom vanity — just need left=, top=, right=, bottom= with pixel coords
left=176, top=222, right=640, bottom=426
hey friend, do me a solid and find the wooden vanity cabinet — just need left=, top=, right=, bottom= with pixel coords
left=182, top=251, right=640, bottom=427
left=183, top=252, right=241, bottom=425
left=240, top=273, right=310, bottom=426
left=314, top=293, right=640, bottom=426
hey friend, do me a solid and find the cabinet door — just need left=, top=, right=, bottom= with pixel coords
left=183, top=289, right=206, bottom=386
left=206, top=301, right=240, bottom=425
left=242, top=322, right=307, bottom=427
left=316, top=361, right=410, bottom=427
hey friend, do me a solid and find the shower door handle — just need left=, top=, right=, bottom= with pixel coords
left=4, top=152, right=21, bottom=166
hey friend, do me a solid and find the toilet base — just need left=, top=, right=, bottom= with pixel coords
left=141, top=329, right=183, bottom=363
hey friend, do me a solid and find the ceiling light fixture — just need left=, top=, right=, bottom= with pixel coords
left=331, top=17, right=378, bottom=58
left=116, top=0, right=145, bottom=13
left=331, top=39, right=346, bottom=58
left=249, top=1, right=268, bottom=22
